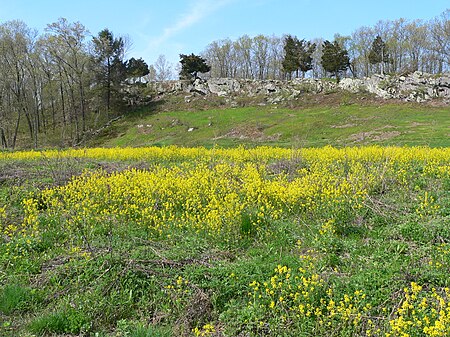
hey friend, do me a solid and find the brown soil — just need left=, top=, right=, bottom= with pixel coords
left=331, top=123, right=357, bottom=128
left=348, top=130, right=401, bottom=142
left=410, top=122, right=430, bottom=127
left=214, top=125, right=281, bottom=141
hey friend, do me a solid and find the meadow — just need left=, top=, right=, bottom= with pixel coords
left=95, top=103, right=450, bottom=149
left=17, top=98, right=449, bottom=150
left=0, top=146, right=449, bottom=336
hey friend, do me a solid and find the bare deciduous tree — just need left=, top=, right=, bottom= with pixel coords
left=154, top=54, right=173, bottom=81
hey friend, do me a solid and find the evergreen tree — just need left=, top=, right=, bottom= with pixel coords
left=282, top=36, right=316, bottom=79
left=298, top=40, right=316, bottom=78
left=179, top=53, right=211, bottom=80
left=282, top=35, right=300, bottom=79
left=368, top=35, right=390, bottom=74
left=92, top=28, right=126, bottom=112
left=126, top=57, right=150, bottom=81
left=321, top=40, right=350, bottom=82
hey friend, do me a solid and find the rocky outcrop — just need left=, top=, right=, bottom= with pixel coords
left=372, top=72, right=450, bottom=102
left=147, top=72, right=450, bottom=103
left=207, top=78, right=241, bottom=96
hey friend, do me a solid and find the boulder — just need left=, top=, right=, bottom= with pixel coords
left=207, top=78, right=241, bottom=96
left=338, top=78, right=364, bottom=93
left=190, top=78, right=209, bottom=95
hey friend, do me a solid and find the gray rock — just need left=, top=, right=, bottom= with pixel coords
left=207, top=78, right=241, bottom=96
left=190, top=78, right=209, bottom=95
left=146, top=72, right=450, bottom=104
left=338, top=78, right=364, bottom=93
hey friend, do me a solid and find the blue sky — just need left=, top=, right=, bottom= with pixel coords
left=0, top=0, right=448, bottom=67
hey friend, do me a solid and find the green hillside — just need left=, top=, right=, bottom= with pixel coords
left=91, top=101, right=449, bottom=148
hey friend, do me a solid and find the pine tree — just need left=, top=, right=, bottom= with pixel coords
left=282, top=35, right=300, bottom=79
left=179, top=53, right=211, bottom=80
left=92, top=29, right=126, bottom=112
left=298, top=40, right=316, bottom=78
left=282, top=36, right=316, bottom=79
left=126, top=57, right=150, bottom=82
left=321, top=40, right=350, bottom=83
left=368, top=35, right=390, bottom=75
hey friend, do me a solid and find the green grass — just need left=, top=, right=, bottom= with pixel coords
left=28, top=309, right=90, bottom=335
left=8, top=90, right=449, bottom=149
left=0, top=285, right=33, bottom=315
left=93, top=104, right=450, bottom=148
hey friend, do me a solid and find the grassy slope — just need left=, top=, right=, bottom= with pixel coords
left=91, top=99, right=449, bottom=148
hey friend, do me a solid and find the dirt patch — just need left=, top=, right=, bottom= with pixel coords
left=410, top=122, right=430, bottom=127
left=375, top=125, right=397, bottom=130
left=426, top=98, right=450, bottom=107
left=214, top=125, right=281, bottom=142
left=350, top=115, right=379, bottom=122
left=0, top=159, right=152, bottom=189
left=347, top=131, right=373, bottom=142
left=0, top=161, right=83, bottom=187
left=137, top=124, right=154, bottom=134
left=372, top=131, right=401, bottom=141
left=0, top=166, right=29, bottom=185
left=331, top=123, right=357, bottom=128
left=348, top=130, right=401, bottom=142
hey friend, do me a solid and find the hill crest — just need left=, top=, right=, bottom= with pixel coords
left=147, top=71, right=450, bottom=105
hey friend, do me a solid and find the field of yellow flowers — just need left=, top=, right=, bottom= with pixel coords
left=0, top=146, right=449, bottom=336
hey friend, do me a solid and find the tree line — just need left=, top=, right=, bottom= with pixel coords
left=0, top=17, right=216, bottom=149
left=0, top=19, right=150, bottom=149
left=201, top=10, right=450, bottom=81
left=1, top=10, right=449, bottom=149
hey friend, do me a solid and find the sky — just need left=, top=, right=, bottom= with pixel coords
left=0, top=0, right=448, bottom=68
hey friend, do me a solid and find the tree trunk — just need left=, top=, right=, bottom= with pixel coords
left=12, top=109, right=21, bottom=150
left=51, top=94, right=56, bottom=131
left=60, top=80, right=66, bottom=126
left=78, top=77, right=86, bottom=134
left=0, top=128, right=7, bottom=149
left=34, top=110, right=39, bottom=149
left=106, top=58, right=111, bottom=113
left=24, top=108, right=35, bottom=147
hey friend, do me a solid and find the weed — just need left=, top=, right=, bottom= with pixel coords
left=0, top=285, right=32, bottom=314
left=29, top=309, right=90, bottom=335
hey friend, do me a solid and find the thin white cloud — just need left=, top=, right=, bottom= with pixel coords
left=150, top=0, right=233, bottom=47
left=131, top=0, right=235, bottom=65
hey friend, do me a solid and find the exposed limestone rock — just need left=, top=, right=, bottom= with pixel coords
left=190, top=78, right=209, bottom=95
left=147, top=72, right=450, bottom=103
left=207, top=78, right=241, bottom=96
left=338, top=78, right=364, bottom=93
left=150, top=80, right=191, bottom=95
